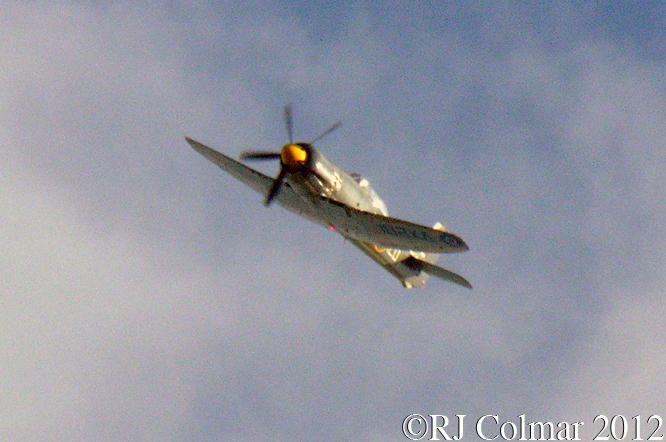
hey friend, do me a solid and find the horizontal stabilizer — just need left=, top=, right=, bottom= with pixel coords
left=404, top=256, right=472, bottom=289
left=421, top=261, right=472, bottom=289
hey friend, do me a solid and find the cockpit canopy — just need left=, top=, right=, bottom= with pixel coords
left=350, top=173, right=389, bottom=216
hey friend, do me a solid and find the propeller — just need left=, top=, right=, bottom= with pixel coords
left=284, top=104, right=294, bottom=144
left=264, top=165, right=288, bottom=206
left=239, top=105, right=341, bottom=206
left=309, top=121, right=341, bottom=144
left=239, top=151, right=281, bottom=161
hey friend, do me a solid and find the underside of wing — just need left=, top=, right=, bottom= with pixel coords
left=186, top=137, right=274, bottom=196
left=185, top=137, right=325, bottom=225
left=312, top=196, right=469, bottom=253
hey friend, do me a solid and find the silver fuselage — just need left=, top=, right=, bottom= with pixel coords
left=282, top=145, right=432, bottom=287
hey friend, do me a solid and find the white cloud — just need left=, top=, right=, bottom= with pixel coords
left=2, top=2, right=666, bottom=441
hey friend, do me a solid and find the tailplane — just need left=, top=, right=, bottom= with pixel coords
left=403, top=257, right=473, bottom=289
left=418, top=222, right=472, bottom=289
left=387, top=222, right=472, bottom=289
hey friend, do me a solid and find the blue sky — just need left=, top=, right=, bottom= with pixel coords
left=2, top=2, right=665, bottom=441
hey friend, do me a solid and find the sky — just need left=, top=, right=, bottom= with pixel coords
left=1, top=1, right=666, bottom=441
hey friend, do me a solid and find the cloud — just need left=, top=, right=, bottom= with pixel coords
left=1, top=2, right=665, bottom=441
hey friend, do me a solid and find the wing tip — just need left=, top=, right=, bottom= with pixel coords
left=446, top=232, right=470, bottom=253
left=184, top=136, right=198, bottom=149
left=185, top=136, right=214, bottom=157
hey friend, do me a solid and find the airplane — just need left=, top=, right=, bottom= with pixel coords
left=185, top=106, right=471, bottom=289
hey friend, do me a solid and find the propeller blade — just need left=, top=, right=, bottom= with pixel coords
left=309, top=121, right=341, bottom=144
left=265, top=166, right=288, bottom=206
left=284, top=104, right=293, bottom=144
left=240, top=151, right=281, bottom=161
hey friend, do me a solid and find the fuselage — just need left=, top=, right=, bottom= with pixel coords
left=285, top=144, right=383, bottom=213
left=282, top=144, right=428, bottom=280
left=185, top=135, right=469, bottom=289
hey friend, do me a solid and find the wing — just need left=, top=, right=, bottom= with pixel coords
left=185, top=137, right=327, bottom=225
left=186, top=137, right=469, bottom=253
left=312, top=196, right=469, bottom=253
left=186, top=137, right=275, bottom=196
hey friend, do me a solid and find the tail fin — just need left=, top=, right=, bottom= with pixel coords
left=420, top=222, right=448, bottom=265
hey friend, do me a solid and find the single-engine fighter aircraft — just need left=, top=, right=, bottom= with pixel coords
left=186, top=106, right=471, bottom=289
